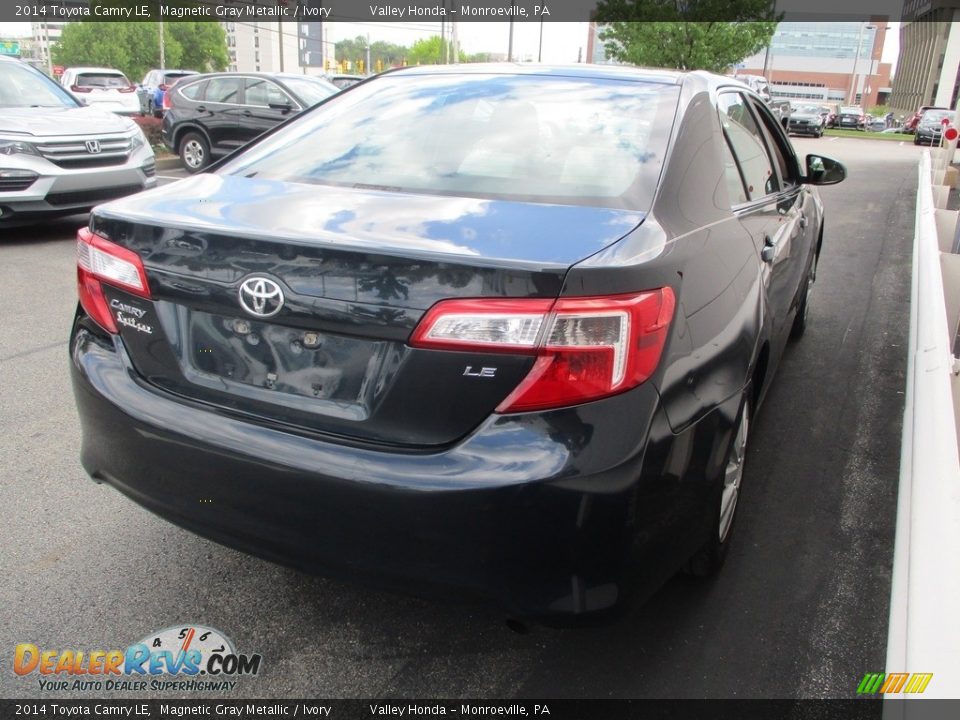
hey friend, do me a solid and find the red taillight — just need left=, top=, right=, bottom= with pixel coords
left=76, top=227, right=151, bottom=334
left=118, top=85, right=137, bottom=93
left=162, top=91, right=172, bottom=110
left=70, top=84, right=92, bottom=93
left=410, top=289, right=676, bottom=412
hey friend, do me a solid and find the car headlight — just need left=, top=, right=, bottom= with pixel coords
left=129, top=128, right=147, bottom=151
left=0, top=139, right=39, bottom=157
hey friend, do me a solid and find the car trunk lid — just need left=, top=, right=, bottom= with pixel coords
left=91, top=175, right=644, bottom=448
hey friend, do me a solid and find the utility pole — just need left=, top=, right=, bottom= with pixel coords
left=366, top=32, right=371, bottom=75
left=847, top=23, right=875, bottom=105
left=452, top=21, right=459, bottom=64
left=278, top=22, right=284, bottom=72
left=440, top=20, right=446, bottom=64
left=507, top=2, right=515, bottom=61
left=43, top=22, right=52, bottom=75
left=538, top=19, right=543, bottom=62
left=159, top=20, right=165, bottom=70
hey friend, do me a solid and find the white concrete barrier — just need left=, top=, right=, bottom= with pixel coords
left=884, top=151, right=960, bottom=708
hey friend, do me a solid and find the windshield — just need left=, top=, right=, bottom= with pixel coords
left=281, top=76, right=338, bottom=107
left=840, top=107, right=862, bottom=114
left=222, top=73, right=680, bottom=210
left=76, top=72, right=130, bottom=88
left=0, top=62, right=78, bottom=108
left=795, top=105, right=821, bottom=114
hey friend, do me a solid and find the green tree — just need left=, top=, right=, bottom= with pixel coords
left=52, top=21, right=226, bottom=83
left=600, top=22, right=777, bottom=73
left=406, top=36, right=467, bottom=65
left=169, top=22, right=228, bottom=73
left=594, top=1, right=779, bottom=73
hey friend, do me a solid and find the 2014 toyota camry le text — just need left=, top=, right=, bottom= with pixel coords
left=70, top=65, right=846, bottom=620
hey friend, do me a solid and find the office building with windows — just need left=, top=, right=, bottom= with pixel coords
left=889, top=1, right=960, bottom=114
left=738, top=21, right=893, bottom=108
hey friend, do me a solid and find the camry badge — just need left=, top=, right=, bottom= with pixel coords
left=238, top=277, right=284, bottom=318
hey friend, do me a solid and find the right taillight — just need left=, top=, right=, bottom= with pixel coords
left=410, top=289, right=675, bottom=412
left=70, top=84, right=92, bottom=93
left=76, top=227, right=151, bottom=334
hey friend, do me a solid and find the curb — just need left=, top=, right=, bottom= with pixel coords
left=155, top=157, right=182, bottom=171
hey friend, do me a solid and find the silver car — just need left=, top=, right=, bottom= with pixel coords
left=0, top=57, right=156, bottom=225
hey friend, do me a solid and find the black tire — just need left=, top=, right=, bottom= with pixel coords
left=914, top=135, right=921, bottom=146
left=790, top=254, right=816, bottom=339
left=179, top=132, right=210, bottom=174
left=685, top=394, right=752, bottom=577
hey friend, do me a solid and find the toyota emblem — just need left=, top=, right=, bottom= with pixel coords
left=238, top=277, right=284, bottom=318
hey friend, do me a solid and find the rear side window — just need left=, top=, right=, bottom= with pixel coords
left=204, top=77, right=241, bottom=104
left=222, top=73, right=681, bottom=210
left=179, top=80, right=205, bottom=100
left=718, top=91, right=778, bottom=200
left=76, top=73, right=129, bottom=88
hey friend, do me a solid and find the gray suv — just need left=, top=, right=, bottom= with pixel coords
left=0, top=57, right=156, bottom=225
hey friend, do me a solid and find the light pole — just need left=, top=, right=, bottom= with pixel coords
left=847, top=23, right=875, bottom=106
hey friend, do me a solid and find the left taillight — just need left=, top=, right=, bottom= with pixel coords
left=76, top=227, right=150, bottom=334
left=410, top=289, right=676, bottom=413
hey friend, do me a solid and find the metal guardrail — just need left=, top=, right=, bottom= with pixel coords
left=884, top=150, right=960, bottom=707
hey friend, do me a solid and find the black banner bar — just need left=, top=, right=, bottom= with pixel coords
left=4, top=699, right=956, bottom=720
left=0, top=0, right=917, bottom=24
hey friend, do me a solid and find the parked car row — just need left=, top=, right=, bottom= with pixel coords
left=0, top=56, right=155, bottom=226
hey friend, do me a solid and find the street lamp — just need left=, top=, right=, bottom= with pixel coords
left=847, top=23, right=876, bottom=106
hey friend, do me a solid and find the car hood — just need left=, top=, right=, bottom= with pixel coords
left=95, top=173, right=646, bottom=269
left=0, top=106, right=135, bottom=137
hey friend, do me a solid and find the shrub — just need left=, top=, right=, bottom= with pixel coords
left=132, top=115, right=164, bottom=149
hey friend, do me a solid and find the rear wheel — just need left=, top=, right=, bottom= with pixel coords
left=685, top=396, right=751, bottom=577
left=179, top=132, right=209, bottom=174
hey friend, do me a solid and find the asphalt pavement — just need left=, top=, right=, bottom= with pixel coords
left=0, top=137, right=919, bottom=699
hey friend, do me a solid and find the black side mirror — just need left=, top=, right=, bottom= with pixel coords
left=804, top=154, right=846, bottom=186
left=268, top=102, right=293, bottom=114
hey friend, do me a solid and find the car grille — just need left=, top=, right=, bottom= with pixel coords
left=46, top=184, right=142, bottom=206
left=35, top=136, right=133, bottom=169
left=0, top=177, right=36, bottom=192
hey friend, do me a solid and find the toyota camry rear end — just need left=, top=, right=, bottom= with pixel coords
left=71, top=66, right=790, bottom=619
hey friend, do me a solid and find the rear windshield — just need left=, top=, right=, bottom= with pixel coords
left=76, top=73, right=130, bottom=88
left=0, top=62, right=77, bottom=108
left=221, top=73, right=680, bottom=209
left=164, top=72, right=194, bottom=84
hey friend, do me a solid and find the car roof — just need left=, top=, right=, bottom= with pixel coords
left=384, top=63, right=686, bottom=85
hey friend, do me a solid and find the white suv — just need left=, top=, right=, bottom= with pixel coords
left=60, top=67, right=141, bottom=116
left=0, top=57, right=156, bottom=225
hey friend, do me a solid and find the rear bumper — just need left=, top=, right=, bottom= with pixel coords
left=70, top=323, right=725, bottom=619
